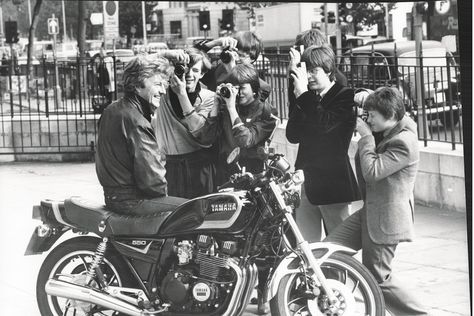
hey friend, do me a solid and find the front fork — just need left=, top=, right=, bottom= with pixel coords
left=269, top=182, right=339, bottom=305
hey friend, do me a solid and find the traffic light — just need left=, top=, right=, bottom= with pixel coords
left=221, top=9, right=234, bottom=31
left=327, top=11, right=336, bottom=24
left=339, top=3, right=354, bottom=23
left=199, top=11, right=210, bottom=31
left=5, top=21, right=19, bottom=44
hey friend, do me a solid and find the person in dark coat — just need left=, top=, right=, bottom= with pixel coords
left=325, top=87, right=428, bottom=316
left=286, top=44, right=361, bottom=239
left=95, top=55, right=187, bottom=215
left=214, top=63, right=277, bottom=186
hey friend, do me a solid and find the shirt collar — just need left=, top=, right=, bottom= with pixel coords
left=319, top=81, right=336, bottom=99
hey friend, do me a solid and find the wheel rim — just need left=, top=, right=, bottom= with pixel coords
left=46, top=250, right=123, bottom=316
left=282, top=258, right=377, bottom=316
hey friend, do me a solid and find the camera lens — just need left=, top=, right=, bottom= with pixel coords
left=219, top=86, right=231, bottom=98
left=220, top=50, right=232, bottom=64
left=174, top=63, right=186, bottom=77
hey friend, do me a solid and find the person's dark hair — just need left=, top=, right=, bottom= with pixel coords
left=225, top=63, right=260, bottom=97
left=232, top=31, right=263, bottom=62
left=123, top=55, right=172, bottom=93
left=363, top=87, right=406, bottom=121
left=295, top=29, right=327, bottom=48
left=185, top=47, right=211, bottom=74
left=301, top=44, right=336, bottom=81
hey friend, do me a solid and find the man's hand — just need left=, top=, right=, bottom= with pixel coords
left=164, top=49, right=190, bottom=64
left=217, top=83, right=237, bottom=111
left=288, top=47, right=301, bottom=75
left=209, top=37, right=238, bottom=50
left=169, top=74, right=187, bottom=96
left=356, top=117, right=372, bottom=137
left=290, top=63, right=309, bottom=98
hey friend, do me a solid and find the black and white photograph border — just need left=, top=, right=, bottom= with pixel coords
left=0, top=1, right=470, bottom=316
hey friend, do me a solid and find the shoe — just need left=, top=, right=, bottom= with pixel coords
left=257, top=290, right=270, bottom=314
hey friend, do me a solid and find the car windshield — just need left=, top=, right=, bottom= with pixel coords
left=397, top=47, right=457, bottom=84
left=340, top=53, right=393, bottom=88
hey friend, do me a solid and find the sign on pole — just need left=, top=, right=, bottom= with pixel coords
left=103, top=1, right=119, bottom=47
left=48, top=15, right=59, bottom=35
left=90, top=13, right=103, bottom=25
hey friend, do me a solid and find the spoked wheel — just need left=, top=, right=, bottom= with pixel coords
left=270, top=252, right=385, bottom=316
left=37, top=237, right=133, bottom=316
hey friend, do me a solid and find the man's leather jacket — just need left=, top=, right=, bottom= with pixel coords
left=95, top=93, right=167, bottom=203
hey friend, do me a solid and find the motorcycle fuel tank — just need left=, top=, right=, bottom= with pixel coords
left=159, top=191, right=251, bottom=236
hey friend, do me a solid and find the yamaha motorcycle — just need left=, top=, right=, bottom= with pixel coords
left=26, top=148, right=384, bottom=316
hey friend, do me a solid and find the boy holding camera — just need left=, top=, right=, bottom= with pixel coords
left=213, top=63, right=277, bottom=186
left=287, top=44, right=361, bottom=238
left=194, top=31, right=272, bottom=102
left=152, top=48, right=219, bottom=198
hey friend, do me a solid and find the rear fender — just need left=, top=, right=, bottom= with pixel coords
left=25, top=201, right=73, bottom=255
left=264, top=242, right=357, bottom=302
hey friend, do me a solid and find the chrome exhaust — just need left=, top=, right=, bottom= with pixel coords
left=45, top=279, right=148, bottom=316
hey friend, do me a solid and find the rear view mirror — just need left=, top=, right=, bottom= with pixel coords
left=226, top=147, right=240, bottom=165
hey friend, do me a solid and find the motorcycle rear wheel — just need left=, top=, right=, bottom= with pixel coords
left=37, top=236, right=134, bottom=316
left=270, top=252, right=385, bottom=316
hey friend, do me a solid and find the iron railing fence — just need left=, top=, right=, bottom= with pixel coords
left=0, top=49, right=463, bottom=155
left=256, top=49, right=462, bottom=149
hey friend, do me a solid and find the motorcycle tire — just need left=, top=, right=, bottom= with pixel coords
left=270, top=252, right=385, bottom=316
left=36, top=236, right=135, bottom=316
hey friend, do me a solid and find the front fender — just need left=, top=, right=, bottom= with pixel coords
left=264, top=242, right=357, bottom=302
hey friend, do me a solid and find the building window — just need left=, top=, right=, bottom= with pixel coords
left=170, top=20, right=182, bottom=38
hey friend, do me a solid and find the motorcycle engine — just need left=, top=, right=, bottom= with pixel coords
left=160, top=235, right=240, bottom=313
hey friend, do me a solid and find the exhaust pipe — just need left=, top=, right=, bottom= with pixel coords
left=45, top=279, right=147, bottom=316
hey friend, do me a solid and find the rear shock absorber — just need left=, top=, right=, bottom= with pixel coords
left=86, top=237, right=108, bottom=285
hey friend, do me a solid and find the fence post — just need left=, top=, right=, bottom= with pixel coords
left=77, top=55, right=83, bottom=117
left=9, top=56, right=14, bottom=118
left=446, top=53, right=455, bottom=150
left=43, top=56, right=49, bottom=118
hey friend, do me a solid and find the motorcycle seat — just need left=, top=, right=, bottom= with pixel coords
left=63, top=197, right=184, bottom=236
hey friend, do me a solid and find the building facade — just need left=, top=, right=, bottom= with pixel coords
left=151, top=2, right=250, bottom=46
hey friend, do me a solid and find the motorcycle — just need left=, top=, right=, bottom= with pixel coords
left=25, top=147, right=384, bottom=316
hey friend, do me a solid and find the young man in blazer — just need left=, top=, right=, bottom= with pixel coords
left=287, top=44, right=361, bottom=238
left=325, top=87, right=428, bottom=315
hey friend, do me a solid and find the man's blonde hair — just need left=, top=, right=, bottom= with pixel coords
left=123, top=55, right=172, bottom=93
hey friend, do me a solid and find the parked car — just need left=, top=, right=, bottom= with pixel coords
left=147, top=42, right=168, bottom=53
left=87, top=49, right=135, bottom=63
left=339, top=40, right=461, bottom=127
left=330, top=35, right=394, bottom=53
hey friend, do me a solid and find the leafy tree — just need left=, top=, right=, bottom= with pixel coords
left=348, top=2, right=397, bottom=34
left=236, top=2, right=283, bottom=19
left=119, top=1, right=156, bottom=45
left=26, top=0, right=43, bottom=73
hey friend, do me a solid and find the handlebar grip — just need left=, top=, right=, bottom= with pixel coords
left=217, top=180, right=233, bottom=191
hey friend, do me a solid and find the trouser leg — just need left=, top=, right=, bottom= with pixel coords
left=319, top=202, right=353, bottom=235
left=295, top=204, right=324, bottom=242
left=361, top=217, right=428, bottom=316
left=323, top=208, right=363, bottom=250
left=125, top=196, right=188, bottom=216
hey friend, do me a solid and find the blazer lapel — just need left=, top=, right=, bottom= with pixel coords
left=376, top=120, right=405, bottom=151
left=319, top=82, right=343, bottom=108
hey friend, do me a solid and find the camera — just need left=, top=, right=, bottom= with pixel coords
left=358, top=108, right=368, bottom=122
left=174, top=63, right=187, bottom=77
left=219, top=86, right=231, bottom=98
left=220, top=50, right=233, bottom=64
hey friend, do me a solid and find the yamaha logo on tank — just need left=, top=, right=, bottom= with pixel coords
left=210, top=202, right=237, bottom=212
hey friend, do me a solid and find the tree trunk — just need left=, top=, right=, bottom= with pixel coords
left=27, top=0, right=43, bottom=75
left=78, top=1, right=87, bottom=58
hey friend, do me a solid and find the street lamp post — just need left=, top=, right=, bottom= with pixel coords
left=142, top=1, right=147, bottom=46
left=62, top=0, right=67, bottom=41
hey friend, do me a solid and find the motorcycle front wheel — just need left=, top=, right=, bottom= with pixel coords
left=270, top=252, right=385, bottom=316
left=36, top=236, right=134, bottom=316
